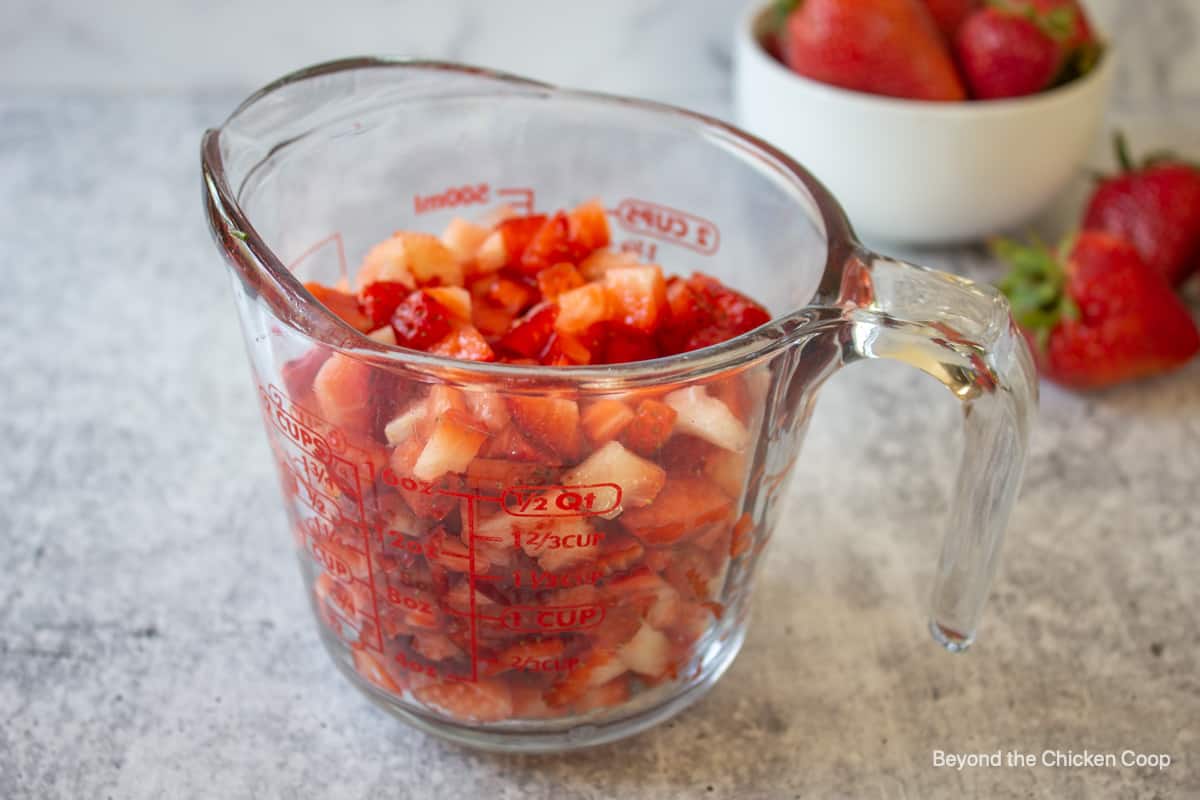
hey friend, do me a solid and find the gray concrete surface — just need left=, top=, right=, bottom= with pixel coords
left=2, top=2, right=1199, bottom=797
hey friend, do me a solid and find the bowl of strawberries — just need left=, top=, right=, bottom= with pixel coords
left=734, top=0, right=1114, bottom=244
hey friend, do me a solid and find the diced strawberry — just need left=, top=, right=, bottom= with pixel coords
left=352, top=647, right=403, bottom=694
left=400, top=232, right=463, bottom=287
left=519, top=212, right=577, bottom=275
left=664, top=386, right=749, bottom=453
left=581, top=399, right=635, bottom=445
left=429, top=322, right=496, bottom=362
left=425, top=286, right=472, bottom=322
left=388, top=438, right=460, bottom=520
left=383, top=402, right=428, bottom=446
left=356, top=280, right=411, bottom=328
left=311, top=353, right=374, bottom=433
left=663, top=546, right=720, bottom=601
left=620, top=477, right=734, bottom=546
left=441, top=217, right=490, bottom=266
left=535, top=522, right=599, bottom=573
left=464, top=458, right=556, bottom=493
left=426, top=385, right=467, bottom=420
left=566, top=199, right=611, bottom=256
left=367, top=326, right=397, bottom=345
left=536, top=262, right=585, bottom=301
left=562, top=440, right=666, bottom=509
left=510, top=686, right=561, bottom=719
left=595, top=533, right=645, bottom=575
left=589, top=604, right=644, bottom=651
left=659, top=274, right=770, bottom=354
left=579, top=249, right=640, bottom=281
left=303, top=282, right=375, bottom=332
left=472, top=304, right=515, bottom=338
left=621, top=398, right=677, bottom=456
left=480, top=424, right=561, bottom=464
left=413, top=408, right=488, bottom=481
left=618, top=623, right=671, bottom=678
left=592, top=323, right=660, bottom=364
left=498, top=303, right=558, bottom=359
left=356, top=235, right=418, bottom=290
left=540, top=332, right=593, bottom=366
left=281, top=346, right=331, bottom=401
left=462, top=391, right=510, bottom=434
left=427, top=526, right=487, bottom=573
left=414, top=678, right=514, bottom=722
left=412, top=632, right=464, bottom=661
left=480, top=275, right=536, bottom=315
left=494, top=214, right=550, bottom=267
left=485, top=637, right=566, bottom=676
left=390, top=291, right=453, bottom=350
left=544, top=650, right=627, bottom=708
left=555, top=283, right=611, bottom=334
left=572, top=676, right=631, bottom=714
left=506, top=396, right=582, bottom=461
left=604, top=265, right=667, bottom=332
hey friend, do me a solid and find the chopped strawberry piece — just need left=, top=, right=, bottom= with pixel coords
left=541, top=331, right=593, bottom=366
left=425, top=286, right=472, bottom=322
left=352, top=648, right=403, bottom=693
left=390, top=290, right=453, bottom=350
left=311, top=353, right=374, bottom=434
left=413, top=408, right=489, bottom=481
left=618, top=623, right=671, bottom=677
left=581, top=399, right=635, bottom=445
left=412, top=632, right=463, bottom=661
left=604, top=265, right=667, bottom=332
left=472, top=304, right=515, bottom=338
left=595, top=534, right=646, bottom=576
left=498, top=303, right=558, bottom=359
left=281, top=346, right=331, bottom=400
left=506, top=396, right=582, bottom=461
left=480, top=425, right=561, bottom=464
left=704, top=447, right=747, bottom=498
left=566, top=199, right=611, bottom=256
left=388, top=438, right=460, bottom=520
left=304, top=282, right=375, bottom=332
left=464, top=458, right=558, bottom=493
left=555, top=283, right=611, bottom=335
left=665, top=385, right=750, bottom=453
left=730, top=512, right=754, bottom=558
left=520, top=212, right=578, bottom=275
left=356, top=280, right=411, bottom=328
left=621, top=398, right=678, bottom=456
left=441, top=217, right=490, bottom=266
left=544, top=650, right=627, bottom=708
left=621, top=477, right=734, bottom=546
left=536, top=262, right=585, bottom=301
left=493, top=214, right=549, bottom=268
left=414, top=678, right=514, bottom=722
left=480, top=275, right=537, bottom=314
left=579, top=249, right=640, bottom=281
left=572, top=676, right=631, bottom=714
left=592, top=323, right=660, bottom=364
left=429, top=321, right=496, bottom=362
left=562, top=440, right=666, bottom=509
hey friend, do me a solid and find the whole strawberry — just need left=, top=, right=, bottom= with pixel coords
left=922, top=0, right=978, bottom=40
left=996, top=232, right=1200, bottom=388
left=781, top=0, right=966, bottom=101
left=1083, top=134, right=1200, bottom=287
left=955, top=6, right=1064, bottom=99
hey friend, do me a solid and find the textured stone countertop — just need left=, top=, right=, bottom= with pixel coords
left=2, top=2, right=1199, bottom=798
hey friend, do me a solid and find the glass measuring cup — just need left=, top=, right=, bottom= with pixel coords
left=201, top=58, right=1037, bottom=752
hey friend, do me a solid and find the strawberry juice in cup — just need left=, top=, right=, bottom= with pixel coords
left=202, top=58, right=1037, bottom=752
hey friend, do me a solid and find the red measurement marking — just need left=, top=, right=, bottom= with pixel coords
left=619, top=239, right=658, bottom=261
left=501, top=484, right=621, bottom=518
left=287, top=232, right=348, bottom=284
left=497, top=187, right=535, bottom=215
left=385, top=586, right=433, bottom=615
left=494, top=603, right=606, bottom=634
left=512, top=567, right=602, bottom=590
left=511, top=655, right=580, bottom=673
left=613, top=198, right=720, bottom=255
left=511, top=528, right=605, bottom=555
left=413, top=182, right=492, bottom=215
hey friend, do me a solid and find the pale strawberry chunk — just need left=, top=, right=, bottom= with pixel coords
left=555, top=283, right=610, bottom=334
left=356, top=235, right=417, bottom=290
left=579, top=249, right=640, bottom=281
left=562, top=441, right=666, bottom=510
left=464, top=391, right=511, bottom=434
left=545, top=650, right=627, bottom=708
left=604, top=265, right=667, bottom=332
left=581, top=399, right=635, bottom=445
left=352, top=648, right=402, bottom=694
left=704, top=448, right=748, bottom=499
left=412, top=632, right=464, bottom=661
left=404, top=232, right=463, bottom=287
left=664, top=386, right=749, bottom=453
left=311, top=353, right=373, bottom=433
left=573, top=676, right=631, bottom=714
left=425, top=286, right=472, bottom=322
left=415, top=678, right=514, bottom=722
left=367, top=325, right=397, bottom=345
left=441, top=217, right=489, bottom=265
left=535, top=520, right=600, bottom=573
left=567, top=199, right=611, bottom=254
left=428, top=321, right=495, bottom=362
left=427, top=385, right=467, bottom=419
left=412, top=409, right=488, bottom=481
left=507, top=396, right=582, bottom=461
left=473, top=230, right=508, bottom=273
left=384, top=402, right=428, bottom=446
left=618, top=623, right=671, bottom=678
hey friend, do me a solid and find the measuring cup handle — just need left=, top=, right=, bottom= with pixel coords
left=840, top=250, right=1038, bottom=652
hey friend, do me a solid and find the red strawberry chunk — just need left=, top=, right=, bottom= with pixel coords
left=520, top=212, right=578, bottom=275
left=281, top=346, right=331, bottom=400
left=536, top=262, right=586, bottom=301
left=621, top=398, right=678, bottom=456
left=621, top=477, right=734, bottom=546
left=357, top=280, right=412, bottom=328
left=390, top=290, right=453, bottom=350
left=506, top=396, right=582, bottom=461
left=494, top=214, right=548, bottom=267
left=304, top=282, right=375, bottom=332
left=498, top=303, right=558, bottom=359
left=581, top=399, right=635, bottom=445
left=566, top=199, right=611, bottom=256
left=604, top=264, right=667, bottom=332
left=414, top=678, right=514, bottom=722
left=429, top=321, right=496, bottom=362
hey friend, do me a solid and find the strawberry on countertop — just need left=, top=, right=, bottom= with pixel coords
left=1083, top=134, right=1200, bottom=288
left=996, top=232, right=1200, bottom=389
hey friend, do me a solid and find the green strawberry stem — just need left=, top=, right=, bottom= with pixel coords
left=994, top=236, right=1078, bottom=352
left=1114, top=131, right=1136, bottom=172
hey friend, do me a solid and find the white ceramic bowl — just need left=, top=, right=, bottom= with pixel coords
left=733, top=3, right=1115, bottom=245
